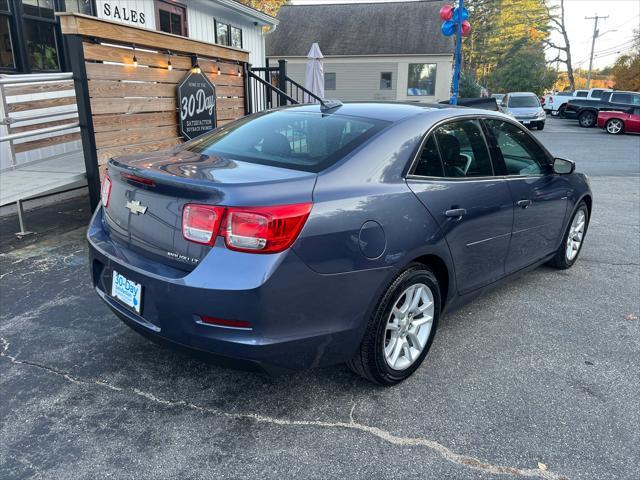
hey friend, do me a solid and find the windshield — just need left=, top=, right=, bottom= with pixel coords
left=509, top=96, right=540, bottom=108
left=184, top=111, right=389, bottom=173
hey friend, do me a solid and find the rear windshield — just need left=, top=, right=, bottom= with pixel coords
left=184, top=111, right=390, bottom=173
left=508, top=96, right=540, bottom=108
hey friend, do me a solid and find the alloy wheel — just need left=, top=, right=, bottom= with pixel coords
left=579, top=112, right=595, bottom=127
left=566, top=209, right=586, bottom=261
left=383, top=283, right=434, bottom=371
left=606, top=119, right=623, bottom=134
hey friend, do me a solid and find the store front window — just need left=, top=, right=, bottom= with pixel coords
left=155, top=0, right=187, bottom=36
left=407, top=63, right=437, bottom=97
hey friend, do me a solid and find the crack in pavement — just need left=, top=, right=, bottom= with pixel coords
left=0, top=337, right=567, bottom=479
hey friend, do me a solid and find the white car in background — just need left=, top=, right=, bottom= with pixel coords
left=499, top=92, right=546, bottom=130
left=543, top=88, right=612, bottom=117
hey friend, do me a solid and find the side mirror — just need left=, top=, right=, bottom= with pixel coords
left=553, top=157, right=575, bottom=175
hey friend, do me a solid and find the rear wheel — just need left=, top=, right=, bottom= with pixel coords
left=558, top=105, right=567, bottom=118
left=605, top=118, right=624, bottom=135
left=347, top=264, right=440, bottom=385
left=548, top=202, right=589, bottom=269
left=578, top=110, right=596, bottom=128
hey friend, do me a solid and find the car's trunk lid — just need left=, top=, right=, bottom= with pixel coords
left=103, top=148, right=317, bottom=270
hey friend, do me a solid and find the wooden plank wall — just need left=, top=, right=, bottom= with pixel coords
left=4, top=80, right=80, bottom=153
left=83, top=41, right=246, bottom=165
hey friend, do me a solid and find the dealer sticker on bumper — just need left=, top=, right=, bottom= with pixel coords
left=111, top=270, right=142, bottom=314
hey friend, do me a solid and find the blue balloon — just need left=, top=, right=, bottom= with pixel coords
left=441, top=20, right=456, bottom=36
left=453, top=7, right=469, bottom=22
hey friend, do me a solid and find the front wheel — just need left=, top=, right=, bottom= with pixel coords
left=605, top=118, right=624, bottom=135
left=578, top=111, right=596, bottom=128
left=347, top=264, right=440, bottom=385
left=558, top=105, right=567, bottom=118
left=548, top=202, right=589, bottom=269
left=537, top=122, right=545, bottom=131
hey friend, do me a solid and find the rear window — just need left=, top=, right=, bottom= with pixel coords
left=184, top=111, right=389, bottom=173
left=508, top=96, right=540, bottom=107
left=575, top=91, right=588, bottom=98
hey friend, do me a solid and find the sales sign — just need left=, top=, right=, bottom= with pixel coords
left=177, top=72, right=217, bottom=140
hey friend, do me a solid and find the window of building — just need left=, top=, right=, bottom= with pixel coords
left=21, top=0, right=60, bottom=71
left=407, top=63, right=436, bottom=96
left=230, top=25, right=242, bottom=48
left=325, top=72, right=336, bottom=90
left=0, top=2, right=15, bottom=70
left=215, top=20, right=229, bottom=45
left=380, top=72, right=392, bottom=90
left=64, top=0, right=92, bottom=14
left=155, top=0, right=187, bottom=36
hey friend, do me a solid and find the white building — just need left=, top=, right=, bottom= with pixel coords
left=266, top=1, right=454, bottom=103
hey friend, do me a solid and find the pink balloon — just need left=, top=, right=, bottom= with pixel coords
left=461, top=20, right=472, bottom=36
left=439, top=5, right=454, bottom=21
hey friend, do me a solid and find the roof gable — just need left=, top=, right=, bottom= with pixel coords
left=266, top=2, right=454, bottom=57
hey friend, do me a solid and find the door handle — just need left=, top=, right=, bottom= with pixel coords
left=516, top=199, right=532, bottom=209
left=445, top=208, right=467, bottom=219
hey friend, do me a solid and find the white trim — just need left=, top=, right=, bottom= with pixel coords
left=215, top=0, right=279, bottom=26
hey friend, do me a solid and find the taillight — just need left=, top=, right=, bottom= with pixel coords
left=101, top=173, right=112, bottom=208
left=181, top=203, right=312, bottom=253
left=182, top=204, right=225, bottom=246
left=221, top=203, right=312, bottom=253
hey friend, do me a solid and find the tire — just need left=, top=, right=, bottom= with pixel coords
left=548, top=201, right=589, bottom=269
left=605, top=118, right=624, bottom=135
left=347, top=264, right=440, bottom=385
left=558, top=105, right=567, bottom=118
left=537, top=122, right=545, bottom=131
left=578, top=110, right=596, bottom=128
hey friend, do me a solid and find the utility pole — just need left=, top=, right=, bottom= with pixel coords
left=585, top=15, right=608, bottom=89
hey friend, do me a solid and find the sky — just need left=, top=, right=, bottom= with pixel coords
left=291, top=0, right=640, bottom=70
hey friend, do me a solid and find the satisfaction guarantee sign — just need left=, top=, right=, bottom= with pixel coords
left=177, top=71, right=217, bottom=140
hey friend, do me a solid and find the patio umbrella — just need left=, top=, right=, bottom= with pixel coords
left=304, top=43, right=324, bottom=102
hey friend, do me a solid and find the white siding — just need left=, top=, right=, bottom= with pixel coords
left=95, top=0, right=267, bottom=67
left=273, top=55, right=453, bottom=103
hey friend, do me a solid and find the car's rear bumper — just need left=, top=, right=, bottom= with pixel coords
left=87, top=207, right=393, bottom=373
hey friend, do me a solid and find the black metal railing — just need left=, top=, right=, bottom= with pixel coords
left=247, top=59, right=323, bottom=113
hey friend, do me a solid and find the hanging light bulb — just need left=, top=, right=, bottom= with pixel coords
left=217, top=66, right=221, bottom=76
left=132, top=44, right=138, bottom=68
left=191, top=55, right=201, bottom=74
left=237, top=67, right=241, bottom=77
left=167, top=51, right=173, bottom=71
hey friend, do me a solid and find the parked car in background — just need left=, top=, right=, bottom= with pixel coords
left=491, top=93, right=505, bottom=104
left=597, top=108, right=640, bottom=135
left=88, top=102, right=592, bottom=385
left=542, top=88, right=611, bottom=117
left=499, top=92, right=546, bottom=129
left=565, top=90, right=640, bottom=127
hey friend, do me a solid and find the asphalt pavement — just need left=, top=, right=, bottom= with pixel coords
left=1, top=117, right=639, bottom=480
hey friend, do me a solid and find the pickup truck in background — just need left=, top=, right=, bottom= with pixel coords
left=564, top=90, right=640, bottom=127
left=543, top=88, right=612, bottom=116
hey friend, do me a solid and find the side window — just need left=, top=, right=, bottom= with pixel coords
left=631, top=94, right=640, bottom=106
left=485, top=119, right=549, bottom=176
left=413, top=135, right=444, bottom=177
left=611, top=93, right=631, bottom=104
left=433, top=120, right=493, bottom=177
left=591, top=89, right=604, bottom=99
left=576, top=91, right=588, bottom=98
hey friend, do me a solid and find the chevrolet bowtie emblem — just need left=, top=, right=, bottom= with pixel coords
left=125, top=200, right=148, bottom=215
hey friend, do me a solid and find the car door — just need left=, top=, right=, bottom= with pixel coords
left=629, top=107, right=640, bottom=131
left=483, top=118, right=570, bottom=273
left=406, top=118, right=513, bottom=294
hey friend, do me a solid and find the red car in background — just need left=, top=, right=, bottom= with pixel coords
left=597, top=108, right=640, bottom=135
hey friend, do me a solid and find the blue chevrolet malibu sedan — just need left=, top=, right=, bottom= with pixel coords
left=88, top=103, right=592, bottom=385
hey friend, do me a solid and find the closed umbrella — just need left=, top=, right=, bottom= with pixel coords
left=304, top=43, right=324, bottom=102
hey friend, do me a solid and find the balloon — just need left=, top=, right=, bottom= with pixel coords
left=441, top=20, right=456, bottom=36
left=453, top=6, right=469, bottom=22
left=439, top=4, right=454, bottom=21
left=461, top=20, right=472, bottom=36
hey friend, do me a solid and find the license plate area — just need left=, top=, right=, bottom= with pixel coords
left=111, top=270, right=142, bottom=314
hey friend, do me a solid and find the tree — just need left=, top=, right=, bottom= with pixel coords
left=487, top=40, right=557, bottom=95
left=464, top=0, right=550, bottom=85
left=611, top=29, right=640, bottom=91
left=238, top=0, right=287, bottom=17
left=543, top=0, right=576, bottom=92
left=459, top=70, right=482, bottom=97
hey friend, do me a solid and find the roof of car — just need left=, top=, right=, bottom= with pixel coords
left=279, top=102, right=505, bottom=122
left=508, top=92, right=538, bottom=96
